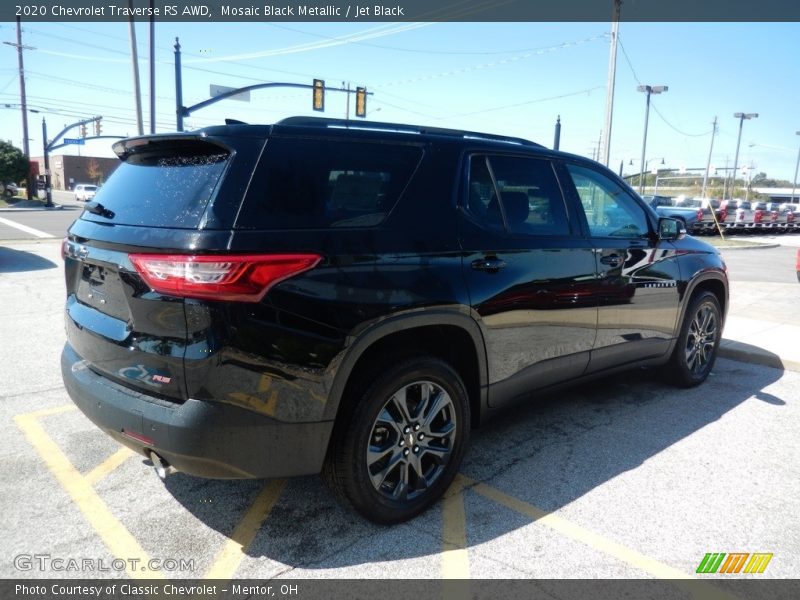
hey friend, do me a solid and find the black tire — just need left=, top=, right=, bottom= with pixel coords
left=3, top=189, right=12, bottom=198
left=664, top=291, right=722, bottom=388
left=324, top=356, right=470, bottom=524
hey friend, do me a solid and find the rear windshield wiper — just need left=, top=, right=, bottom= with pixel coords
left=84, top=201, right=115, bottom=219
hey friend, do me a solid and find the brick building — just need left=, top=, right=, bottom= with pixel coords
left=30, top=155, right=120, bottom=191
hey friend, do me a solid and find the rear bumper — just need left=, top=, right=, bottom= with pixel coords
left=61, top=343, right=334, bottom=479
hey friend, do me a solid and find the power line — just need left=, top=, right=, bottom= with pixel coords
left=618, top=37, right=710, bottom=138
left=270, top=23, right=606, bottom=56
left=444, top=86, right=605, bottom=119
left=375, top=33, right=608, bottom=88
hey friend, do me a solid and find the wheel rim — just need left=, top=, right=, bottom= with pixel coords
left=366, top=380, right=457, bottom=502
left=685, top=303, right=718, bottom=375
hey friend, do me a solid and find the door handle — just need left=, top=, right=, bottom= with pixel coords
left=471, top=258, right=507, bottom=272
left=600, top=254, right=623, bottom=267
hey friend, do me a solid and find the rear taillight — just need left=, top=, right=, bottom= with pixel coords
left=129, top=253, right=322, bottom=302
left=753, top=209, right=763, bottom=223
left=788, top=212, right=795, bottom=223
left=697, top=209, right=704, bottom=221
left=771, top=210, right=779, bottom=222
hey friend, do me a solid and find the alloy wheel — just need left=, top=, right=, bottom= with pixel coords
left=684, top=303, right=718, bottom=375
left=366, top=380, right=457, bottom=502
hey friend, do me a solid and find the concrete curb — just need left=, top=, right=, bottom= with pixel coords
left=713, top=243, right=780, bottom=251
left=719, top=340, right=800, bottom=373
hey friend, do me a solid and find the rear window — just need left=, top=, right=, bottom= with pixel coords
left=82, top=144, right=229, bottom=228
left=236, top=137, right=423, bottom=229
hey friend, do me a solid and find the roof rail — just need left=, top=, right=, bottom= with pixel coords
left=276, top=116, right=542, bottom=148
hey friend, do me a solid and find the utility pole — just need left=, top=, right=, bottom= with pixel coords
left=41, top=118, right=52, bottom=207
left=722, top=157, right=729, bottom=199
left=600, top=0, right=622, bottom=166
left=149, top=0, right=156, bottom=134
left=553, top=115, right=561, bottom=151
left=3, top=18, right=35, bottom=200
left=791, top=131, right=800, bottom=204
left=128, top=0, right=144, bottom=135
left=701, top=116, right=717, bottom=198
left=730, top=112, right=758, bottom=198
left=174, top=38, right=183, bottom=131
left=344, top=82, right=351, bottom=120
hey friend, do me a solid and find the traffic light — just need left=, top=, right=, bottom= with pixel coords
left=312, top=79, right=324, bottom=112
left=94, top=118, right=102, bottom=136
left=355, top=87, right=367, bottom=118
left=80, top=124, right=87, bottom=138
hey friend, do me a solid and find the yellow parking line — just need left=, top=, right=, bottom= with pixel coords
left=441, top=475, right=471, bottom=579
left=14, top=411, right=163, bottom=580
left=204, top=479, right=286, bottom=580
left=22, top=404, right=77, bottom=419
left=85, top=447, right=135, bottom=487
left=464, top=476, right=738, bottom=599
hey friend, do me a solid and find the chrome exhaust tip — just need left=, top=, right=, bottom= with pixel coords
left=148, top=451, right=172, bottom=480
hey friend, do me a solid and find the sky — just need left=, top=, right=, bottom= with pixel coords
left=1, top=20, right=799, bottom=182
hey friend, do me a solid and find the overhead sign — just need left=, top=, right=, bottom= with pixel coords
left=209, top=84, right=250, bottom=102
left=62, top=138, right=85, bottom=145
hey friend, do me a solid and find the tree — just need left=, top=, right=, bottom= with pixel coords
left=86, top=158, right=103, bottom=184
left=0, top=141, right=28, bottom=186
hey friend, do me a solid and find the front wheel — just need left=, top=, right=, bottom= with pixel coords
left=324, top=357, right=470, bottom=524
left=664, top=291, right=722, bottom=387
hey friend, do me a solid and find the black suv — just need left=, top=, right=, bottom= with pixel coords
left=61, top=117, right=728, bottom=523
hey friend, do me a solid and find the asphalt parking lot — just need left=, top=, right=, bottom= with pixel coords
left=1, top=235, right=799, bottom=595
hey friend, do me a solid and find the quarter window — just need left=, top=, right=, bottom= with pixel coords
left=237, top=138, right=423, bottom=229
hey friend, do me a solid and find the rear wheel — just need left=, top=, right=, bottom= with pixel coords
left=324, top=357, right=469, bottom=524
left=664, top=291, right=722, bottom=387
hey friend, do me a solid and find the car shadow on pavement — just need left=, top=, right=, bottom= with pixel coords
left=162, top=355, right=786, bottom=572
left=0, top=246, right=58, bottom=273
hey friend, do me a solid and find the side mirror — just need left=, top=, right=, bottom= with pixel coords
left=658, top=217, right=685, bottom=241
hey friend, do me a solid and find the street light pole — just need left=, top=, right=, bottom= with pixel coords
left=637, top=84, right=668, bottom=194
left=730, top=112, right=758, bottom=198
left=791, top=131, right=800, bottom=203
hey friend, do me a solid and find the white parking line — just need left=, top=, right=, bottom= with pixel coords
left=0, top=216, right=55, bottom=239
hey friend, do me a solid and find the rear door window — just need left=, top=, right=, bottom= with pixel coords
left=466, top=154, right=571, bottom=236
left=81, top=143, right=229, bottom=228
left=236, top=138, right=423, bottom=229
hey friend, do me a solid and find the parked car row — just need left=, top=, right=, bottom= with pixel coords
left=643, top=196, right=800, bottom=235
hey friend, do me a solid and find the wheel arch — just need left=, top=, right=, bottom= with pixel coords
left=323, top=310, right=488, bottom=432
